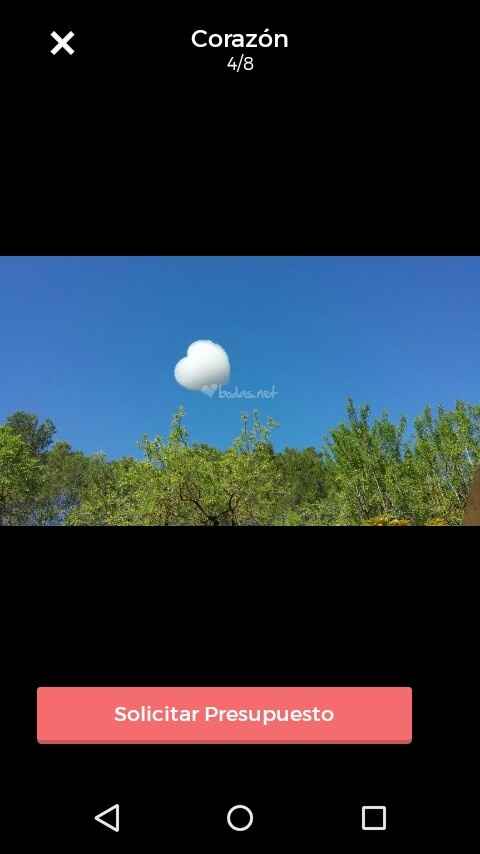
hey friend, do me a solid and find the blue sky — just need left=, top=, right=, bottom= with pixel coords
left=1, top=256, right=478, bottom=458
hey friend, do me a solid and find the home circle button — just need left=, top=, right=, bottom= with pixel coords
left=227, top=804, right=254, bottom=831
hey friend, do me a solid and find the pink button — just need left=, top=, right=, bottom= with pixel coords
left=37, top=687, right=412, bottom=744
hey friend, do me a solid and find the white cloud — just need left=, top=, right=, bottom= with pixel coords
left=174, top=340, right=231, bottom=392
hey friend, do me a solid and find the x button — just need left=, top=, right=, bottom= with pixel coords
left=50, top=31, right=75, bottom=55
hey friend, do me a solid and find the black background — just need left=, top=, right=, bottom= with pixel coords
left=25, top=548, right=425, bottom=844
left=3, top=8, right=478, bottom=253
left=4, top=4, right=474, bottom=846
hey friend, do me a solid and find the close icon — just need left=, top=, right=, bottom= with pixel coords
left=50, top=31, right=75, bottom=55
left=94, top=803, right=120, bottom=832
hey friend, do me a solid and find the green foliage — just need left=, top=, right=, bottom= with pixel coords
left=65, top=455, right=174, bottom=526
left=2, top=400, right=479, bottom=526
left=324, top=399, right=409, bottom=523
left=3, top=411, right=92, bottom=525
left=0, top=426, right=43, bottom=525
left=274, top=447, right=329, bottom=509
left=408, top=401, right=480, bottom=524
left=139, top=408, right=283, bottom=526
left=35, top=442, right=92, bottom=525
left=4, top=411, right=56, bottom=457
left=322, top=399, right=479, bottom=526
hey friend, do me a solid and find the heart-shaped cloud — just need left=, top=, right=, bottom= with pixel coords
left=174, top=340, right=231, bottom=391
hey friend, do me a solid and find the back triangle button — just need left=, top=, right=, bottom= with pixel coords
left=94, top=803, right=119, bottom=832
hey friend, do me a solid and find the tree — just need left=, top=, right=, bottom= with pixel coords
left=65, top=455, right=177, bottom=526
left=323, top=399, right=409, bottom=523
left=2, top=411, right=94, bottom=525
left=275, top=447, right=329, bottom=511
left=3, top=399, right=478, bottom=526
left=317, top=399, right=480, bottom=525
left=37, top=442, right=91, bottom=525
left=5, top=412, right=56, bottom=457
left=0, top=426, right=42, bottom=525
left=408, top=401, right=480, bottom=524
left=140, top=408, right=283, bottom=526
